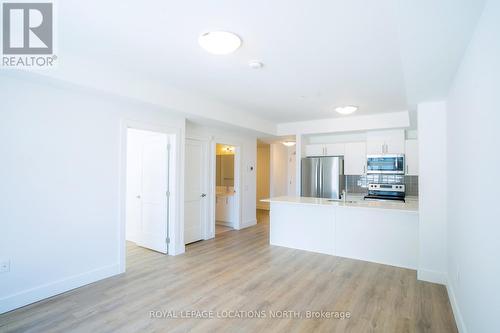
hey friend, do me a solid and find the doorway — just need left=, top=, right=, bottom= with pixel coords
left=215, top=144, right=236, bottom=235
left=121, top=123, right=180, bottom=272
left=256, top=142, right=270, bottom=223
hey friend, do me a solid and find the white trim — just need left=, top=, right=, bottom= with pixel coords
left=0, top=264, right=120, bottom=314
left=417, top=269, right=447, bottom=285
left=446, top=281, right=467, bottom=333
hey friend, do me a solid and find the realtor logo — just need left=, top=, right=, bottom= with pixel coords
left=2, top=1, right=56, bottom=67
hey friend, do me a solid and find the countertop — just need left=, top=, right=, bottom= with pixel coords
left=261, top=195, right=419, bottom=213
left=216, top=190, right=236, bottom=197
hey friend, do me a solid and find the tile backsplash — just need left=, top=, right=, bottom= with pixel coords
left=345, top=175, right=419, bottom=196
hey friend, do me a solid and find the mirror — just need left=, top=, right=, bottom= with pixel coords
left=216, top=155, right=234, bottom=186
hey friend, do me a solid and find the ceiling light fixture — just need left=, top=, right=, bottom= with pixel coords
left=282, top=141, right=296, bottom=147
left=198, top=31, right=242, bottom=55
left=335, top=105, right=358, bottom=115
left=248, top=61, right=263, bottom=69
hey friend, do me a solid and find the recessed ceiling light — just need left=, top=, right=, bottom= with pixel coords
left=282, top=141, right=296, bottom=147
left=198, top=31, right=241, bottom=55
left=248, top=61, right=263, bottom=69
left=335, top=105, right=358, bottom=115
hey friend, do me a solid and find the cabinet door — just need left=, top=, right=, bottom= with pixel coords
left=405, top=140, right=419, bottom=175
left=215, top=196, right=223, bottom=221
left=366, top=140, right=385, bottom=155
left=324, top=143, right=345, bottom=156
left=226, top=196, right=235, bottom=224
left=305, top=144, right=325, bottom=157
left=366, top=130, right=405, bottom=155
left=344, top=142, right=366, bottom=175
left=386, top=139, right=405, bottom=154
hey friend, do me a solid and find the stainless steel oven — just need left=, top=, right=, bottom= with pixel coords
left=366, top=154, right=405, bottom=174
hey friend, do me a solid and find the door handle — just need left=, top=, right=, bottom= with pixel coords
left=136, top=195, right=141, bottom=199
left=200, top=193, right=207, bottom=198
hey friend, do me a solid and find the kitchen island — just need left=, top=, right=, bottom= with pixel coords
left=261, top=196, right=419, bottom=269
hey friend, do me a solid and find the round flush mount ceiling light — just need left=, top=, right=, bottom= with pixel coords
left=198, top=31, right=242, bottom=55
left=335, top=105, right=358, bottom=115
left=248, top=61, right=263, bottom=69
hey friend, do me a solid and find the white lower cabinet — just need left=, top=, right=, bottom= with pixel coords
left=269, top=202, right=418, bottom=269
left=216, top=195, right=235, bottom=224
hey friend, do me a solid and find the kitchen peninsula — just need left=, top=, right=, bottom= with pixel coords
left=261, top=196, right=419, bottom=269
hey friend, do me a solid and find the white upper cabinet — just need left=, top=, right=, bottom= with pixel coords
left=305, top=144, right=325, bottom=156
left=344, top=142, right=366, bottom=175
left=405, top=140, right=419, bottom=175
left=324, top=143, right=345, bottom=156
left=366, top=130, right=405, bottom=155
left=305, top=143, right=345, bottom=157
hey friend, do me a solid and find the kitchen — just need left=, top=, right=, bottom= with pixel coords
left=263, top=128, right=421, bottom=270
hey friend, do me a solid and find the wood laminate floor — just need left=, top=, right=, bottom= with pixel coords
left=215, top=223, right=233, bottom=235
left=0, top=210, right=457, bottom=332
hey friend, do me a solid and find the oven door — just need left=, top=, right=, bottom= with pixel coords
left=366, top=155, right=405, bottom=174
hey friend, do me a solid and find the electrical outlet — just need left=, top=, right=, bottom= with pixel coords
left=0, top=260, right=10, bottom=273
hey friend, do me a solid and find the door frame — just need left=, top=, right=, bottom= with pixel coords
left=184, top=137, right=210, bottom=243
left=119, top=119, right=181, bottom=272
left=210, top=140, right=242, bottom=236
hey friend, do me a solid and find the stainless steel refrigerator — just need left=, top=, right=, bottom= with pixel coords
left=301, top=157, right=345, bottom=199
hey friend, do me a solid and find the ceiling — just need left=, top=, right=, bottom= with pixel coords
left=52, top=0, right=485, bottom=124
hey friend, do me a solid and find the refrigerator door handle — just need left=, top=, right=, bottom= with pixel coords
left=318, top=160, right=323, bottom=197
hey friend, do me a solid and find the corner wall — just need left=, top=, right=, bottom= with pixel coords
left=417, top=101, right=447, bottom=284
left=0, top=75, right=186, bottom=314
left=446, top=0, right=500, bottom=331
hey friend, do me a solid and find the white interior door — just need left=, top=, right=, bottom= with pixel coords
left=185, top=139, right=206, bottom=244
left=126, top=128, right=169, bottom=253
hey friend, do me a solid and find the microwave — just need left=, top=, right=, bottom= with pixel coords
left=366, top=154, right=405, bottom=174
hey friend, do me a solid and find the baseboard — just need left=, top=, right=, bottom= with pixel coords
left=0, top=263, right=121, bottom=314
left=238, top=219, right=257, bottom=230
left=417, top=269, right=447, bottom=285
left=446, top=280, right=467, bottom=333
left=216, top=221, right=234, bottom=228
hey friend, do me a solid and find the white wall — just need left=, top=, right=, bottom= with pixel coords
left=0, top=75, right=185, bottom=314
left=256, top=145, right=270, bottom=210
left=287, top=147, right=296, bottom=196
left=446, top=1, right=500, bottom=332
left=186, top=122, right=257, bottom=230
left=270, top=143, right=289, bottom=197
left=417, top=101, right=447, bottom=284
